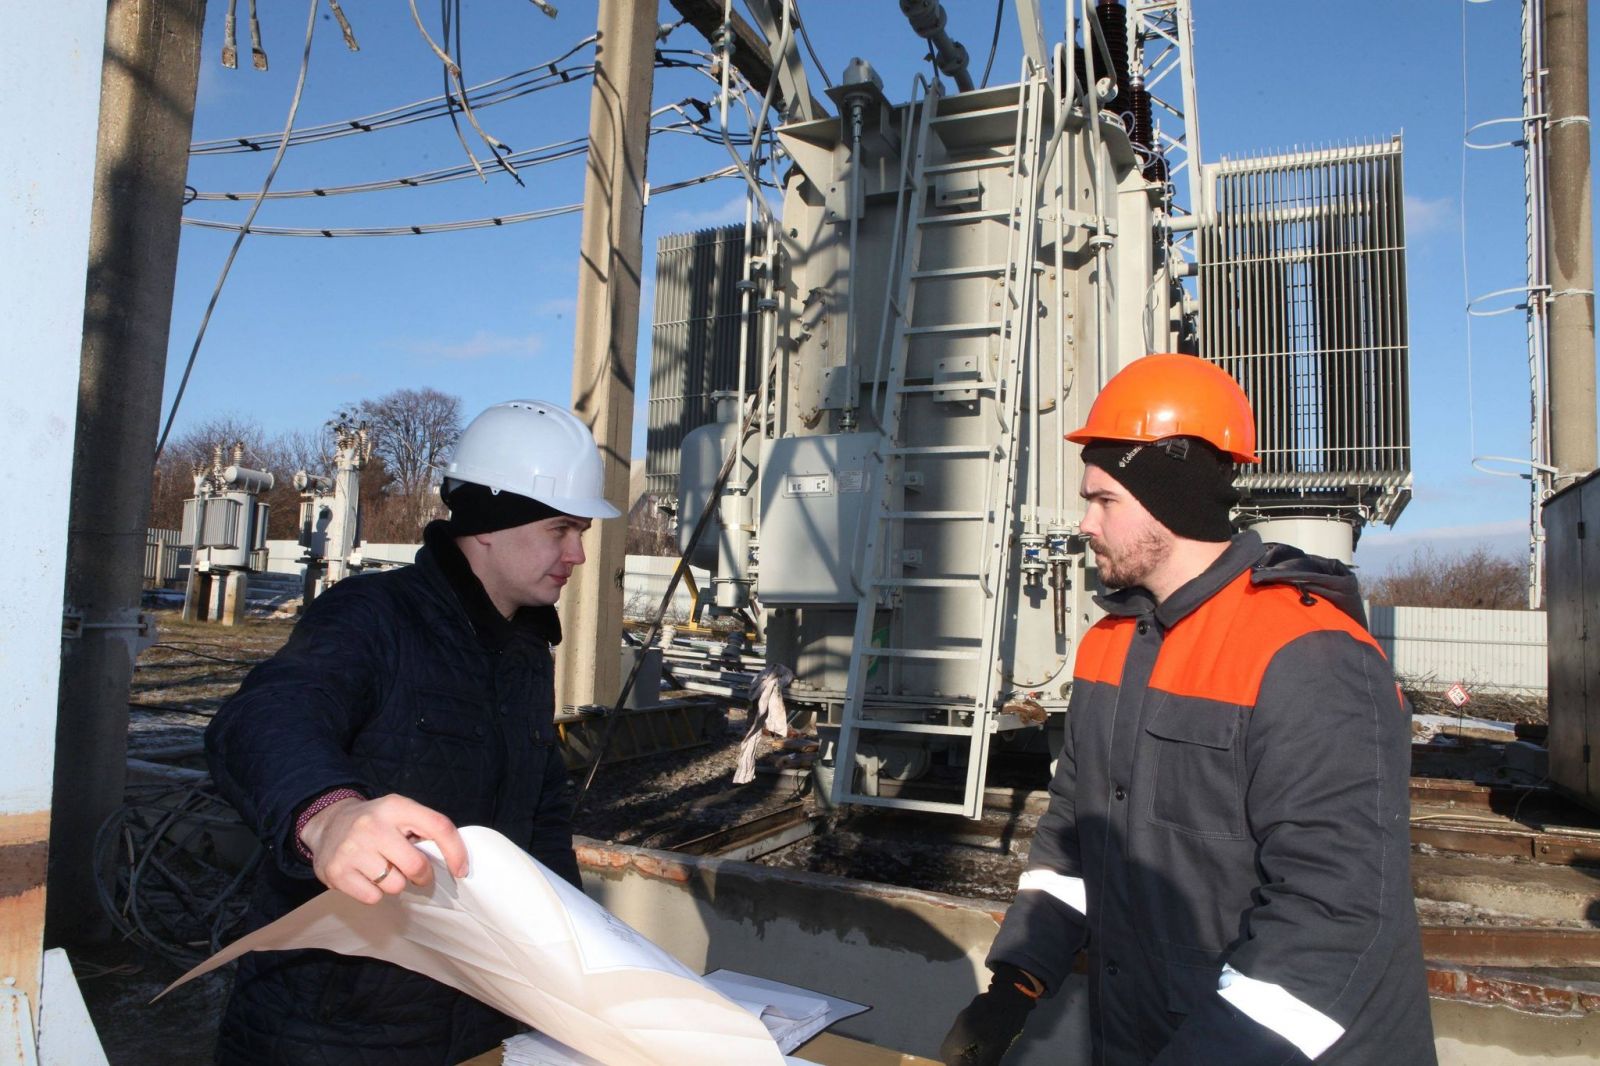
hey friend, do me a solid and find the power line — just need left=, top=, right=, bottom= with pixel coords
left=188, top=36, right=598, bottom=155
left=188, top=137, right=589, bottom=200
left=155, top=0, right=321, bottom=464
left=177, top=167, right=759, bottom=238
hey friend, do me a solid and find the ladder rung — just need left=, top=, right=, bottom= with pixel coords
left=885, top=444, right=991, bottom=456
left=911, top=264, right=1008, bottom=280
left=872, top=577, right=982, bottom=589
left=919, top=208, right=1012, bottom=225
left=923, top=156, right=1014, bottom=175
left=843, top=720, right=979, bottom=737
left=883, top=510, right=985, bottom=520
left=867, top=647, right=981, bottom=661
left=831, top=792, right=979, bottom=816
left=898, top=380, right=997, bottom=394
left=903, top=322, right=1000, bottom=336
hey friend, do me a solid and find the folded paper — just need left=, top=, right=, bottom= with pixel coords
left=165, top=826, right=788, bottom=1065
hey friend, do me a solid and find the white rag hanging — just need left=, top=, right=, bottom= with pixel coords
left=733, top=664, right=795, bottom=784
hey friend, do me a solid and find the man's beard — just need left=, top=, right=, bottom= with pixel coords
left=1090, top=524, right=1172, bottom=590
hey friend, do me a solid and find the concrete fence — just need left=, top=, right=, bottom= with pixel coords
left=144, top=528, right=183, bottom=585
left=1367, top=605, right=1547, bottom=696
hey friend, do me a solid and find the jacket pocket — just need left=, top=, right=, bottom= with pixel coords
left=1144, top=698, right=1247, bottom=839
left=1164, top=953, right=1225, bottom=1017
left=413, top=686, right=493, bottom=742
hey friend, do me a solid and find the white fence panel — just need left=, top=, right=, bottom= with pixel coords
left=624, top=555, right=709, bottom=621
left=1367, top=605, right=1546, bottom=696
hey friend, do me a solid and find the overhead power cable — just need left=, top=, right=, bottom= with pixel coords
left=187, top=105, right=743, bottom=202
left=189, top=137, right=588, bottom=200
left=154, top=0, right=321, bottom=465
left=177, top=166, right=759, bottom=238
left=189, top=36, right=598, bottom=155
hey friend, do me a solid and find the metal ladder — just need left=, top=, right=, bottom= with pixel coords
left=830, top=76, right=1048, bottom=818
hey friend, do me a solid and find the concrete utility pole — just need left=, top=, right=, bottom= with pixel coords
left=49, top=0, right=205, bottom=943
left=558, top=0, right=659, bottom=714
left=1544, top=0, right=1597, bottom=481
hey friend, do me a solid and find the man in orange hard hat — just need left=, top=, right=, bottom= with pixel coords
left=941, top=355, right=1434, bottom=1065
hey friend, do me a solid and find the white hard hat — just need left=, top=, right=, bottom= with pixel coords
left=443, top=400, right=621, bottom=519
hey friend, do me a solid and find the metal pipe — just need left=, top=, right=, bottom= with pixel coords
left=898, top=0, right=974, bottom=92
left=844, top=98, right=863, bottom=429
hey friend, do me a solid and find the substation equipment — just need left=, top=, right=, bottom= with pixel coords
left=648, top=0, right=1413, bottom=816
left=294, top=419, right=370, bottom=601
left=180, top=442, right=274, bottom=625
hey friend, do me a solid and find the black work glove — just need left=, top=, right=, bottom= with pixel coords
left=939, top=963, right=1043, bottom=1066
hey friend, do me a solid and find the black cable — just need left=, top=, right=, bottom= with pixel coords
left=981, top=0, right=1006, bottom=89
left=189, top=37, right=599, bottom=155
left=792, top=1, right=834, bottom=88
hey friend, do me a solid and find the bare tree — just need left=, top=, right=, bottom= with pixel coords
left=355, top=388, right=461, bottom=534
left=1366, top=546, right=1528, bottom=610
left=625, top=494, right=678, bottom=556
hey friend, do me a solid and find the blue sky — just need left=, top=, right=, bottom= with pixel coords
left=168, top=1, right=1597, bottom=574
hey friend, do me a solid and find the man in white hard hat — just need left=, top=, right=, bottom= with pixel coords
left=206, top=400, right=620, bottom=1066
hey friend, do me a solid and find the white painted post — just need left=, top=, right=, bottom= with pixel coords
left=0, top=0, right=109, bottom=1052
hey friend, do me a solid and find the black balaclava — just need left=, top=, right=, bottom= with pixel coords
left=441, top=479, right=567, bottom=535
left=1080, top=437, right=1238, bottom=542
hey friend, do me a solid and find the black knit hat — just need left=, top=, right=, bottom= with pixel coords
left=441, top=479, right=569, bottom=535
left=1080, top=437, right=1238, bottom=542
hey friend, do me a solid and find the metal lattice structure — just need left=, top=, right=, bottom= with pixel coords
left=1198, top=139, right=1412, bottom=526
left=645, top=226, right=763, bottom=500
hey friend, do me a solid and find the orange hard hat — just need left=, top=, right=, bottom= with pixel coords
left=1066, top=353, right=1260, bottom=463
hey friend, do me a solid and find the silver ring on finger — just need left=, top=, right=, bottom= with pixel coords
left=370, top=862, right=396, bottom=887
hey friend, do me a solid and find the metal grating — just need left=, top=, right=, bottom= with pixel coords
left=1198, top=139, right=1411, bottom=525
left=645, top=225, right=763, bottom=500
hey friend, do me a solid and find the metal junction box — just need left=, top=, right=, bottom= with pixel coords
left=757, top=433, right=878, bottom=605
left=1543, top=468, right=1600, bottom=811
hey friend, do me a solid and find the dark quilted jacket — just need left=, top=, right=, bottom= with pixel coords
left=206, top=521, right=579, bottom=1065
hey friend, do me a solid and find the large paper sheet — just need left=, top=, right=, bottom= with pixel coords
left=164, top=826, right=786, bottom=1065
left=504, top=970, right=867, bottom=1066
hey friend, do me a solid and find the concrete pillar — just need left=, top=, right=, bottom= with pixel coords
left=48, top=0, right=205, bottom=943
left=221, top=571, right=249, bottom=627
left=1545, top=0, right=1597, bottom=481
left=557, top=0, right=659, bottom=713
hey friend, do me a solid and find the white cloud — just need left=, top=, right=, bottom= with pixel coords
left=1404, top=194, right=1455, bottom=238
left=406, top=331, right=544, bottom=362
left=1353, top=519, right=1528, bottom=577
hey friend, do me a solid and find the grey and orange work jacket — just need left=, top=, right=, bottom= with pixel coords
left=989, top=532, right=1436, bottom=1065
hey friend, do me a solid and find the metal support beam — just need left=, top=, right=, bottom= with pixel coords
left=668, top=0, right=827, bottom=117
left=1544, top=0, right=1597, bottom=482
left=47, top=0, right=205, bottom=945
left=559, top=0, right=660, bottom=715
left=1, top=0, right=109, bottom=1031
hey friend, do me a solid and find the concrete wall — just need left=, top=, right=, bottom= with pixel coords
left=1369, top=606, right=1548, bottom=696
left=575, top=840, right=1600, bottom=1065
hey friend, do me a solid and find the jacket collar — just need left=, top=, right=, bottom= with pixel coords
left=1094, top=530, right=1269, bottom=630
left=418, top=520, right=563, bottom=649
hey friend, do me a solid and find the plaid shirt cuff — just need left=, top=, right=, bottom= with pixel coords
left=293, top=788, right=365, bottom=862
